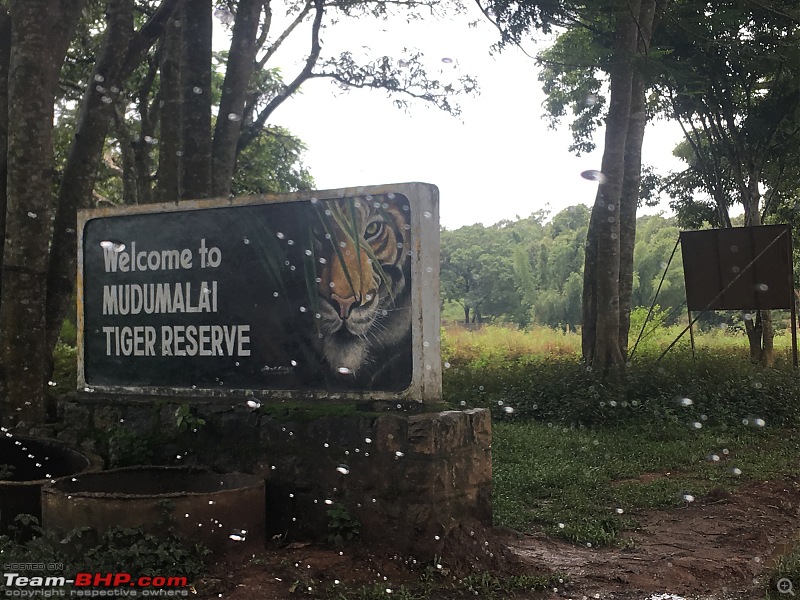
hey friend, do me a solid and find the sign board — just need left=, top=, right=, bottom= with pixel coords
left=77, top=183, right=441, bottom=402
left=680, top=225, right=793, bottom=311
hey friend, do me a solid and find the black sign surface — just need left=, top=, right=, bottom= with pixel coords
left=80, top=193, right=415, bottom=393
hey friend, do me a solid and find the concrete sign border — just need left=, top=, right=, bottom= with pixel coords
left=77, top=182, right=441, bottom=403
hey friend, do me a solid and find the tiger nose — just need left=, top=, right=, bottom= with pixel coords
left=331, top=294, right=358, bottom=319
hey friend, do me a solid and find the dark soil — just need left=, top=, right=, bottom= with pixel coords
left=196, top=477, right=800, bottom=599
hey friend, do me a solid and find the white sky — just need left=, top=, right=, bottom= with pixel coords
left=220, top=5, right=689, bottom=230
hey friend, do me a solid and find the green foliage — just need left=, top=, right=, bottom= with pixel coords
left=232, top=125, right=314, bottom=195
left=766, top=544, right=800, bottom=599
left=0, top=517, right=208, bottom=589
left=443, top=325, right=800, bottom=428
left=106, top=424, right=155, bottom=468
left=325, top=504, right=361, bottom=548
left=174, top=403, right=207, bottom=434
left=79, top=526, right=210, bottom=579
left=439, top=209, right=687, bottom=331
left=51, top=343, right=78, bottom=392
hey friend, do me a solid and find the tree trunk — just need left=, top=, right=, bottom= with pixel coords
left=0, top=8, right=11, bottom=303
left=618, top=0, right=657, bottom=357
left=1, top=0, right=81, bottom=426
left=44, top=0, right=134, bottom=363
left=742, top=179, right=774, bottom=366
left=156, top=8, right=182, bottom=201
left=180, top=0, right=212, bottom=199
left=617, top=70, right=645, bottom=359
left=211, top=0, right=261, bottom=197
left=582, top=0, right=640, bottom=372
left=42, top=0, right=177, bottom=379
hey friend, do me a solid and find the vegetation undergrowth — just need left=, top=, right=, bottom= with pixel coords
left=766, top=543, right=800, bottom=599
left=443, top=324, right=800, bottom=547
left=0, top=515, right=209, bottom=592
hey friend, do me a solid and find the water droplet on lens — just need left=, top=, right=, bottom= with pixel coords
left=336, top=465, right=350, bottom=475
left=423, top=211, right=432, bottom=218
left=679, top=397, right=693, bottom=407
left=337, top=367, right=352, bottom=374
left=683, top=494, right=695, bottom=503
left=227, top=113, right=241, bottom=121
left=580, top=170, right=607, bottom=183
left=246, top=400, right=261, bottom=409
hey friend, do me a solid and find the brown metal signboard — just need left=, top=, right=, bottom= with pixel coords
left=77, top=183, right=441, bottom=402
left=680, top=225, right=793, bottom=311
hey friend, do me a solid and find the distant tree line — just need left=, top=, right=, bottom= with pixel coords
left=440, top=207, right=686, bottom=331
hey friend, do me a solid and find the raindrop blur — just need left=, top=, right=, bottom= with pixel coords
left=580, top=170, right=607, bottom=183
left=423, top=211, right=432, bottom=218
left=683, top=494, right=695, bottom=503
left=227, top=113, right=241, bottom=121
left=679, top=397, right=693, bottom=407
left=503, top=406, right=515, bottom=414
left=395, top=451, right=404, bottom=458
left=337, top=367, right=352, bottom=375
left=441, top=57, right=454, bottom=64
left=755, top=283, right=769, bottom=292
left=731, top=467, right=742, bottom=476
left=336, top=464, right=350, bottom=475
left=691, top=422, right=702, bottom=430
left=246, top=400, right=261, bottom=410
left=27, top=212, right=37, bottom=219
left=753, top=418, right=766, bottom=427
left=192, top=86, right=202, bottom=94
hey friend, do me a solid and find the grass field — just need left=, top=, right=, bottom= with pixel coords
left=441, top=324, right=800, bottom=549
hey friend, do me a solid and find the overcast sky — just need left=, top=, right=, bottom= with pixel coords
left=223, top=5, right=689, bottom=230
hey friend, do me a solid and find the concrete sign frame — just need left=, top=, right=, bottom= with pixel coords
left=77, top=182, right=442, bottom=403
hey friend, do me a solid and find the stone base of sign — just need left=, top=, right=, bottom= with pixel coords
left=51, top=396, right=492, bottom=559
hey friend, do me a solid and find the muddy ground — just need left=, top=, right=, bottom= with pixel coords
left=197, top=477, right=800, bottom=599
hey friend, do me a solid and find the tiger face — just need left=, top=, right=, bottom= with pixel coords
left=310, top=195, right=412, bottom=388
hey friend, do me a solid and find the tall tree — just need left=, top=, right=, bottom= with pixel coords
left=478, top=0, right=667, bottom=371
left=655, top=0, right=800, bottom=365
left=0, top=0, right=476, bottom=427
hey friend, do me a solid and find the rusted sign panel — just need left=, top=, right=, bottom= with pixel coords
left=77, top=183, right=441, bottom=402
left=680, top=225, right=793, bottom=311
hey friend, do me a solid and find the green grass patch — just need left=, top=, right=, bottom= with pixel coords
left=766, top=544, right=800, bottom=599
left=443, top=326, right=800, bottom=429
left=492, top=421, right=800, bottom=547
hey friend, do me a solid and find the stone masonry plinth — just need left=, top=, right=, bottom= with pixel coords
left=55, top=396, right=492, bottom=560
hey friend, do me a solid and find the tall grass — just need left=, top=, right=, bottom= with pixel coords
left=442, top=324, right=800, bottom=428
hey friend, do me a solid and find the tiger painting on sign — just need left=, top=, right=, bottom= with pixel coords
left=305, top=194, right=413, bottom=391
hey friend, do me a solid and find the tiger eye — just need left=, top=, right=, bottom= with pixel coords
left=365, top=222, right=383, bottom=238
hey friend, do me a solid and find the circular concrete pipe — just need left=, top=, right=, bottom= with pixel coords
left=0, top=434, right=101, bottom=532
left=41, top=466, right=265, bottom=553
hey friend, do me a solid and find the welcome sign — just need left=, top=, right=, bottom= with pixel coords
left=77, top=183, right=441, bottom=402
